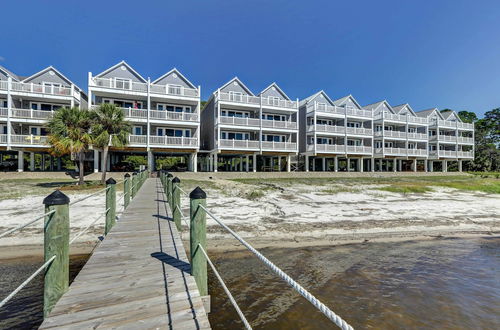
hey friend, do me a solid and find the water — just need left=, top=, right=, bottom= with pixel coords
left=207, top=237, right=500, bottom=329
left=0, top=255, right=89, bottom=329
left=0, top=238, right=498, bottom=329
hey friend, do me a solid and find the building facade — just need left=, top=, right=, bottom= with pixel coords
left=200, top=78, right=299, bottom=172
left=88, top=61, right=201, bottom=172
left=0, top=65, right=86, bottom=171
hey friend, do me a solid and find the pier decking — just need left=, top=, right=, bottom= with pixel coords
left=40, top=178, right=211, bottom=329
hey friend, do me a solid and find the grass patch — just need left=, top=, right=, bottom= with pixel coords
left=320, top=186, right=360, bottom=194
left=246, top=190, right=265, bottom=200
left=378, top=185, right=433, bottom=194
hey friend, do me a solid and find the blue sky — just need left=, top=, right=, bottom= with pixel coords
left=1, top=0, right=499, bottom=116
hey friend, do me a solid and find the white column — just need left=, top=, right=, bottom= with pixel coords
left=239, top=156, right=243, bottom=172
left=442, top=160, right=446, bottom=172
left=393, top=158, right=397, bottom=172
left=214, top=153, right=218, bottom=172
left=429, top=160, right=434, bottom=172
left=312, top=158, right=316, bottom=171
left=398, top=159, right=402, bottom=172
left=379, top=159, right=383, bottom=172
left=252, top=154, right=257, bottom=172
left=94, top=150, right=99, bottom=172
left=287, top=155, right=291, bottom=172
left=305, top=155, right=309, bottom=172
left=360, top=158, right=364, bottom=172
left=246, top=155, right=249, bottom=172
left=147, top=150, right=154, bottom=171
left=278, top=156, right=282, bottom=171
left=30, top=152, right=35, bottom=171
left=371, top=157, right=375, bottom=172
left=192, top=153, right=198, bottom=172
left=413, top=160, right=417, bottom=172
left=334, top=156, right=338, bottom=172
left=322, top=157, right=326, bottom=171
left=106, top=153, right=111, bottom=172
left=7, top=76, right=12, bottom=150
left=347, top=158, right=351, bottom=172
left=209, top=154, right=213, bottom=172
left=424, top=159, right=428, bottom=172
left=146, top=77, right=151, bottom=154
left=17, top=150, right=24, bottom=172
left=458, top=160, right=462, bottom=172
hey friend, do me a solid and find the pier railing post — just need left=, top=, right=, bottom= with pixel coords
left=172, top=177, right=181, bottom=231
left=189, top=187, right=207, bottom=297
left=163, top=171, right=168, bottom=196
left=167, top=173, right=173, bottom=207
left=131, top=172, right=137, bottom=199
left=124, top=173, right=130, bottom=209
left=43, top=190, right=70, bottom=317
left=105, top=178, right=116, bottom=235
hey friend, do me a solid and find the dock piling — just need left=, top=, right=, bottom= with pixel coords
left=105, top=178, right=116, bottom=235
left=189, top=187, right=208, bottom=297
left=172, top=177, right=181, bottom=231
left=124, top=173, right=130, bottom=209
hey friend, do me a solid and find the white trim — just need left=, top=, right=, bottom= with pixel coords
left=219, top=77, right=255, bottom=96
left=151, top=68, right=197, bottom=88
left=94, top=61, right=147, bottom=83
left=259, top=82, right=291, bottom=101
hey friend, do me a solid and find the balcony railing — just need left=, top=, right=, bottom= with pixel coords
left=431, top=119, right=474, bottom=130
left=346, top=127, right=373, bottom=136
left=218, top=139, right=260, bottom=149
left=10, top=108, right=54, bottom=120
left=150, top=110, right=199, bottom=122
left=9, top=82, right=72, bottom=96
left=262, top=98, right=298, bottom=109
left=374, top=113, right=428, bottom=124
left=218, top=92, right=260, bottom=106
left=345, top=107, right=372, bottom=118
left=261, top=119, right=297, bottom=129
left=150, top=84, right=199, bottom=97
left=0, top=134, right=48, bottom=146
left=407, top=149, right=428, bottom=156
left=407, top=132, right=427, bottom=140
left=0, top=80, right=8, bottom=90
left=0, top=107, right=7, bottom=117
left=375, top=130, right=407, bottom=138
left=457, top=137, right=474, bottom=144
left=308, top=144, right=346, bottom=153
left=308, top=124, right=345, bottom=134
left=128, top=135, right=198, bottom=147
left=261, top=141, right=297, bottom=151
left=219, top=116, right=260, bottom=127
left=457, top=122, right=474, bottom=130
left=92, top=77, right=148, bottom=93
left=346, top=146, right=372, bottom=154
left=408, top=116, right=428, bottom=124
left=429, top=150, right=474, bottom=158
left=376, top=147, right=407, bottom=156
left=307, top=103, right=345, bottom=116
left=434, top=135, right=458, bottom=142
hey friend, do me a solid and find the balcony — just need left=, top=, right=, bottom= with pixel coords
left=431, top=119, right=473, bottom=130
left=218, top=139, right=260, bottom=150
left=308, top=124, right=345, bottom=134
left=457, top=122, right=474, bottom=130
left=261, top=119, right=297, bottom=130
left=262, top=98, right=298, bottom=110
left=306, top=103, right=345, bottom=116
left=407, top=149, right=428, bottom=156
left=374, top=113, right=428, bottom=124
left=149, top=110, right=198, bottom=122
left=345, top=107, right=372, bottom=118
left=218, top=92, right=260, bottom=106
left=150, top=84, right=199, bottom=97
left=431, top=135, right=457, bottom=143
left=346, top=146, right=373, bottom=154
left=375, top=131, right=407, bottom=139
left=407, top=132, right=427, bottom=140
left=128, top=135, right=198, bottom=148
left=429, top=150, right=474, bottom=158
left=92, top=77, right=147, bottom=93
left=0, top=134, right=48, bottom=146
left=307, top=144, right=346, bottom=153
left=219, top=116, right=260, bottom=127
left=457, top=137, right=474, bottom=144
left=346, top=127, right=373, bottom=136
left=261, top=141, right=297, bottom=152
left=375, top=147, right=407, bottom=156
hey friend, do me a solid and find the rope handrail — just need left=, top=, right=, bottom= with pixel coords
left=0, top=255, right=56, bottom=309
left=198, top=244, right=252, bottom=330
left=0, top=210, right=55, bottom=239
left=174, top=204, right=190, bottom=228
left=69, top=186, right=109, bottom=206
left=198, top=204, right=353, bottom=330
left=178, top=186, right=189, bottom=197
left=69, top=210, right=108, bottom=245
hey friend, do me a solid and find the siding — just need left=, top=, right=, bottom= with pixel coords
left=24, top=69, right=71, bottom=87
left=153, top=70, right=195, bottom=89
left=200, top=97, right=215, bottom=150
left=98, top=64, right=145, bottom=83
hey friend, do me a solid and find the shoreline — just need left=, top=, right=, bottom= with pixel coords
left=1, top=229, right=497, bottom=260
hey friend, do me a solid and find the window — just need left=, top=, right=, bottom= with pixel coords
left=30, top=126, right=41, bottom=135
left=384, top=142, right=393, bottom=148
left=114, top=78, right=131, bottom=90
left=263, top=134, right=285, bottom=142
left=133, top=126, right=143, bottom=135
left=43, top=82, right=62, bottom=94
left=347, top=122, right=361, bottom=128
left=157, top=128, right=164, bottom=136
left=1, top=125, right=6, bottom=134
left=222, top=110, right=249, bottom=118
left=429, top=130, right=436, bottom=136
left=316, top=137, right=332, bottom=144
left=316, top=119, right=333, bottom=125
left=157, top=104, right=164, bottom=111
left=229, top=91, right=243, bottom=102
left=104, top=99, right=142, bottom=109
left=165, top=129, right=188, bottom=137
left=384, top=126, right=394, bottom=131
left=30, top=102, right=63, bottom=111
left=375, top=141, right=382, bottom=148
left=1, top=100, right=6, bottom=108
left=408, top=127, right=416, bottom=133
left=262, top=114, right=284, bottom=121
left=317, top=103, right=327, bottom=111
left=168, top=84, right=182, bottom=95
left=268, top=96, right=280, bottom=106
left=347, top=140, right=361, bottom=146
left=408, top=143, right=416, bottom=149
left=375, top=125, right=383, bottom=132
left=222, top=131, right=249, bottom=140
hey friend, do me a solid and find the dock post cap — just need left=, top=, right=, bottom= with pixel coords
left=167, top=173, right=173, bottom=178
left=189, top=187, right=206, bottom=199
left=106, top=178, right=117, bottom=184
left=43, top=190, right=70, bottom=205
left=124, top=173, right=130, bottom=177
left=172, top=177, right=181, bottom=183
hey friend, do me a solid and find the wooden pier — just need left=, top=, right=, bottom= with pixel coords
left=40, top=178, right=211, bottom=329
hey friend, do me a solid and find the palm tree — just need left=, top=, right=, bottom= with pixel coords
left=91, top=103, right=131, bottom=183
left=47, top=107, right=93, bottom=185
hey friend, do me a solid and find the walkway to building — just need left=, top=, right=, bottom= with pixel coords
left=40, top=178, right=211, bottom=329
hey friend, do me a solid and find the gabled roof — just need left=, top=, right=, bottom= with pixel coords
left=0, top=65, right=20, bottom=81
left=219, top=77, right=254, bottom=96
left=22, top=66, right=83, bottom=91
left=151, top=68, right=196, bottom=88
left=363, top=100, right=393, bottom=113
left=392, top=103, right=417, bottom=116
left=415, top=108, right=444, bottom=119
left=258, top=82, right=291, bottom=100
left=94, top=60, right=147, bottom=83
left=299, top=90, right=335, bottom=107
left=440, top=110, right=462, bottom=122
left=332, top=94, right=363, bottom=109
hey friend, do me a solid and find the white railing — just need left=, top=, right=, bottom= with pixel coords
left=261, top=119, right=297, bottom=129
left=0, top=80, right=8, bottom=90
left=218, top=92, right=260, bottom=105
left=150, top=84, right=199, bottom=97
left=309, top=144, right=346, bottom=153
left=128, top=135, right=147, bottom=145
left=457, top=137, right=474, bottom=144
left=150, top=110, right=199, bottom=122
left=407, top=149, right=428, bottom=156
left=261, top=141, right=297, bottom=151
left=346, top=146, right=372, bottom=154
left=437, top=135, right=458, bottom=142
left=219, top=116, right=260, bottom=127
left=9, top=134, right=48, bottom=146
left=407, top=132, right=427, bottom=140
left=377, top=147, right=407, bottom=155
left=0, top=107, right=7, bottom=117
left=457, top=151, right=474, bottom=158
left=121, top=107, right=148, bottom=119
left=307, top=103, right=345, bottom=116
left=263, top=98, right=297, bottom=109
left=457, top=122, right=474, bottom=130
left=377, top=113, right=405, bottom=122
left=218, top=139, right=260, bottom=149
left=0, top=134, right=7, bottom=143
left=345, top=107, right=372, bottom=118
left=10, top=108, right=54, bottom=120
left=10, top=82, right=71, bottom=96
left=376, top=130, right=407, bottom=138
left=408, top=116, right=428, bottom=124
left=346, top=127, right=373, bottom=136
left=128, top=135, right=198, bottom=147
left=92, top=77, right=148, bottom=93
left=430, top=150, right=474, bottom=158
left=309, top=125, right=345, bottom=134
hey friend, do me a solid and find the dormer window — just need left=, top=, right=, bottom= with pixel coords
left=114, top=78, right=131, bottom=90
left=43, top=82, right=62, bottom=95
left=167, top=84, right=182, bottom=95
left=268, top=96, right=280, bottom=106
left=229, top=91, right=243, bottom=102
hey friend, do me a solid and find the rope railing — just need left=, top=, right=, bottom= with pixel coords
left=174, top=204, right=190, bottom=228
left=69, top=186, right=109, bottom=206
left=69, top=208, right=109, bottom=245
left=198, top=244, right=252, bottom=330
left=0, top=210, right=55, bottom=239
left=0, top=255, right=56, bottom=309
left=199, top=204, right=354, bottom=330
